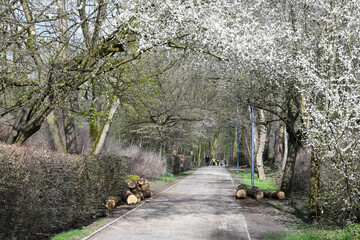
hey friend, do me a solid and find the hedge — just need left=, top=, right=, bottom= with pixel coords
left=0, top=143, right=126, bottom=240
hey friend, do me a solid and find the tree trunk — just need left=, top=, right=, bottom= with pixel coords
left=280, top=128, right=300, bottom=195
left=308, top=149, right=321, bottom=222
left=279, top=126, right=288, bottom=180
left=63, top=101, right=79, bottom=154
left=211, top=130, right=219, bottom=159
left=267, top=124, right=276, bottom=162
left=274, top=122, right=285, bottom=169
left=256, top=109, right=266, bottom=180
left=196, top=138, right=202, bottom=167
left=91, top=97, right=119, bottom=155
left=46, top=111, right=66, bottom=153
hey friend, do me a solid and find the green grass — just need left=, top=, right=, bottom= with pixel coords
left=51, top=226, right=89, bottom=240
left=160, top=175, right=175, bottom=181
left=236, top=171, right=280, bottom=190
left=266, top=222, right=360, bottom=240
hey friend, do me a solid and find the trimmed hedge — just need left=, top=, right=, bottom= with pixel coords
left=0, top=143, right=126, bottom=240
left=166, top=155, right=193, bottom=174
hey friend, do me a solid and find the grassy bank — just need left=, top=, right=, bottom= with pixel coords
left=266, top=221, right=360, bottom=240
left=235, top=169, right=280, bottom=190
left=235, top=168, right=360, bottom=240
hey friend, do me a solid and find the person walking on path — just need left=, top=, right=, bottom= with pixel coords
left=205, top=155, right=210, bottom=166
left=212, top=158, right=216, bottom=166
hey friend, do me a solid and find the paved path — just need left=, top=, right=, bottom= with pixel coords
left=85, top=167, right=251, bottom=240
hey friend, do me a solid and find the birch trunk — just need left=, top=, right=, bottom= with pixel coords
left=274, top=122, right=285, bottom=169
left=256, top=109, right=266, bottom=180
left=280, top=126, right=288, bottom=180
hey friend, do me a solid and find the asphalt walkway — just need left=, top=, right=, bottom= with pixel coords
left=85, top=166, right=251, bottom=240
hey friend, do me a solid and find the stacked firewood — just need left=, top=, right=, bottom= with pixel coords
left=104, top=177, right=153, bottom=210
left=125, top=177, right=153, bottom=205
left=235, top=184, right=285, bottom=200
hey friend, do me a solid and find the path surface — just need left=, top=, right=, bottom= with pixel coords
left=85, top=167, right=251, bottom=240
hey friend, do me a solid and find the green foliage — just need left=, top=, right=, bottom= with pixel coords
left=236, top=170, right=280, bottom=191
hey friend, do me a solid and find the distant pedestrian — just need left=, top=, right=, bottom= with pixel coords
left=205, top=155, right=210, bottom=167
left=212, top=158, right=216, bottom=166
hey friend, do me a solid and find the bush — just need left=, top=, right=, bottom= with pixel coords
left=105, top=145, right=166, bottom=179
left=0, top=143, right=126, bottom=240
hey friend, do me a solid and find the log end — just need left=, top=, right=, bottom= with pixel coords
left=254, top=191, right=264, bottom=199
left=126, top=195, right=138, bottom=205
left=236, top=189, right=247, bottom=198
left=105, top=196, right=119, bottom=209
left=277, top=191, right=285, bottom=200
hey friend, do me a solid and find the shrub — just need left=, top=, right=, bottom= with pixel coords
left=173, top=155, right=181, bottom=174
left=183, top=156, right=193, bottom=171
left=0, top=143, right=126, bottom=240
left=105, top=145, right=166, bottom=179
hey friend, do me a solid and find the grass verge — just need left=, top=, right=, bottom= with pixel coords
left=236, top=169, right=280, bottom=190
left=266, top=221, right=360, bottom=240
left=51, top=226, right=89, bottom=240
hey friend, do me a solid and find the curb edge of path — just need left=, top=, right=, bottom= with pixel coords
left=81, top=171, right=193, bottom=240
left=225, top=167, right=252, bottom=240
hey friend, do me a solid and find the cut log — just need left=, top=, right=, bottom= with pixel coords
left=137, top=178, right=146, bottom=185
left=139, top=191, right=145, bottom=200
left=236, top=189, right=247, bottom=199
left=143, top=190, right=153, bottom=198
left=141, top=183, right=150, bottom=192
left=246, top=189, right=264, bottom=199
left=263, top=191, right=285, bottom=200
left=105, top=196, right=120, bottom=209
left=127, top=179, right=137, bottom=189
left=125, top=190, right=138, bottom=205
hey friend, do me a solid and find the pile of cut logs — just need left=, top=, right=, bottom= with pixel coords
left=104, top=177, right=153, bottom=210
left=125, top=177, right=153, bottom=205
left=236, top=184, right=285, bottom=200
